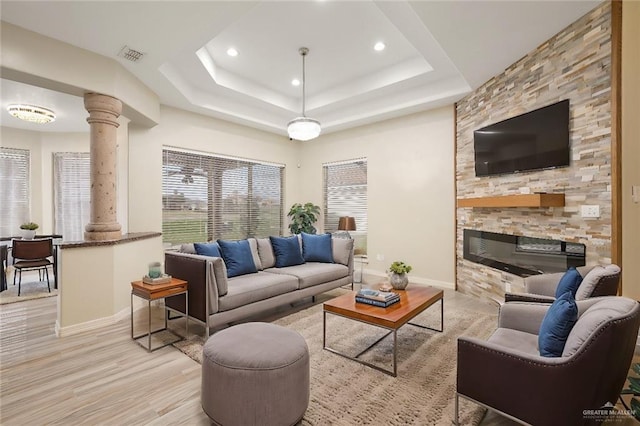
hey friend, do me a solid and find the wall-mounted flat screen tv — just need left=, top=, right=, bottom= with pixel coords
left=474, top=99, right=570, bottom=177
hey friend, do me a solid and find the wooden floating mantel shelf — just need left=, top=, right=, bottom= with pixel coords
left=457, top=193, right=565, bottom=208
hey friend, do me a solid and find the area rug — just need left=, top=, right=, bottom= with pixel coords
left=174, top=295, right=498, bottom=425
left=0, top=280, right=57, bottom=305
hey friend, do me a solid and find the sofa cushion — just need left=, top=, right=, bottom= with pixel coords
left=194, top=242, right=222, bottom=258
left=265, top=263, right=349, bottom=289
left=538, top=292, right=578, bottom=357
left=257, top=238, right=276, bottom=269
left=180, top=243, right=197, bottom=254
left=575, top=265, right=619, bottom=300
left=217, top=239, right=258, bottom=278
left=555, top=267, right=582, bottom=299
left=218, top=272, right=299, bottom=312
left=563, top=297, right=637, bottom=356
left=270, top=236, right=305, bottom=268
left=332, top=238, right=353, bottom=266
left=247, top=238, right=263, bottom=270
left=301, top=232, right=333, bottom=263
left=488, top=328, right=539, bottom=356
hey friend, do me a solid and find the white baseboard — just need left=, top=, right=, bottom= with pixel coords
left=55, top=307, right=130, bottom=337
left=362, top=268, right=455, bottom=290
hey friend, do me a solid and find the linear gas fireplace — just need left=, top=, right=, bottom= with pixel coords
left=463, top=229, right=585, bottom=277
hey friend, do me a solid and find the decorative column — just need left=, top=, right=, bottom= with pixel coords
left=84, top=93, right=122, bottom=241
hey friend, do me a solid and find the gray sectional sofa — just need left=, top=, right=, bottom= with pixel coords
left=165, top=235, right=353, bottom=337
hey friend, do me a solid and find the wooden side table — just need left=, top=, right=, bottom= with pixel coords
left=131, top=278, right=188, bottom=352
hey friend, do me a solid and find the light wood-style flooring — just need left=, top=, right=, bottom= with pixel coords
left=0, top=282, right=631, bottom=425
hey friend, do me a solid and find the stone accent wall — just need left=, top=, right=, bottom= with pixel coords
left=456, top=2, right=612, bottom=303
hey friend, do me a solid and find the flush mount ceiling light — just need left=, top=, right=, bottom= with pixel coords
left=7, top=104, right=56, bottom=124
left=374, top=41, right=386, bottom=51
left=287, top=47, right=321, bottom=141
left=227, top=47, right=239, bottom=57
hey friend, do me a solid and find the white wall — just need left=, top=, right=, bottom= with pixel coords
left=298, top=107, right=456, bottom=288
left=128, top=105, right=301, bottom=234
left=57, top=235, right=163, bottom=334
left=1, top=22, right=159, bottom=127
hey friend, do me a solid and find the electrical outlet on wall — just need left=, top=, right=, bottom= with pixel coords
left=581, top=205, right=600, bottom=218
left=505, top=283, right=512, bottom=293
left=376, top=254, right=385, bottom=261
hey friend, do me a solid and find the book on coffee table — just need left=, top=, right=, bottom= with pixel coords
left=356, top=288, right=398, bottom=302
left=355, top=295, right=400, bottom=308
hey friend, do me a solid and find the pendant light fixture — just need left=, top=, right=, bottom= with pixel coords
left=287, top=47, right=321, bottom=141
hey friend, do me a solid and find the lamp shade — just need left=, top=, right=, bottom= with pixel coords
left=287, top=117, right=321, bottom=141
left=338, top=216, right=356, bottom=231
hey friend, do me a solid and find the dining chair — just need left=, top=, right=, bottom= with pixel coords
left=11, top=238, right=54, bottom=296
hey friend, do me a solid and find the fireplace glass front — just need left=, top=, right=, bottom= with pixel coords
left=463, top=229, right=585, bottom=277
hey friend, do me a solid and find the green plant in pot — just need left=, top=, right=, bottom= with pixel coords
left=389, top=261, right=412, bottom=290
left=287, top=203, right=320, bottom=234
left=20, top=222, right=39, bottom=239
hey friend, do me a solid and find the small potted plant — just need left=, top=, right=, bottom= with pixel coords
left=20, top=222, right=39, bottom=239
left=287, top=202, right=320, bottom=234
left=389, top=261, right=412, bottom=290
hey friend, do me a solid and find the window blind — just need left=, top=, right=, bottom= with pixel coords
left=323, top=159, right=368, bottom=233
left=162, top=148, right=284, bottom=246
left=53, top=152, right=90, bottom=241
left=0, top=147, right=30, bottom=236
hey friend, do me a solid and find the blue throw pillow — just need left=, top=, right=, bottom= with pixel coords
left=301, top=232, right=333, bottom=263
left=538, top=291, right=578, bottom=357
left=217, top=239, right=257, bottom=278
left=194, top=242, right=221, bottom=258
left=270, top=236, right=305, bottom=268
left=555, top=267, right=583, bottom=299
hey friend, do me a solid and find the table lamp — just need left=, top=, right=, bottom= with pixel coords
left=338, top=216, right=356, bottom=232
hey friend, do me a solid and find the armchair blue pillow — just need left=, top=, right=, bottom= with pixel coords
left=270, top=236, right=305, bottom=268
left=538, top=291, right=578, bottom=357
left=555, top=267, right=583, bottom=299
left=217, top=239, right=257, bottom=278
left=301, top=232, right=333, bottom=263
left=194, top=242, right=221, bottom=258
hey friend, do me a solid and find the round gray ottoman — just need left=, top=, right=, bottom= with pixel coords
left=202, top=322, right=310, bottom=426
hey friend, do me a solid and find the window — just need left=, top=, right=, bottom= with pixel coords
left=162, top=148, right=284, bottom=246
left=0, top=147, right=30, bottom=236
left=323, top=158, right=367, bottom=254
left=53, top=152, right=90, bottom=241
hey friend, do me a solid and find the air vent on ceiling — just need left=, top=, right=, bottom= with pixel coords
left=118, top=45, right=145, bottom=62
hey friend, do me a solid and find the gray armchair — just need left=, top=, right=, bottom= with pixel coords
left=455, top=296, right=640, bottom=425
left=505, top=264, right=620, bottom=303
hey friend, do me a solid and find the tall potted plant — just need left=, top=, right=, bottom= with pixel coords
left=20, top=222, right=39, bottom=240
left=287, top=203, right=320, bottom=234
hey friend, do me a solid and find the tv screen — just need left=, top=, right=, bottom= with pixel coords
left=474, top=99, right=570, bottom=177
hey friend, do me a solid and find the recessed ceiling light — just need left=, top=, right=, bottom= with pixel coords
left=7, top=104, right=56, bottom=124
left=374, top=42, right=386, bottom=52
left=291, top=79, right=300, bottom=86
left=227, top=47, right=238, bottom=57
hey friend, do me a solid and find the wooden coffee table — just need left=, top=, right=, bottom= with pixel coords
left=323, top=286, right=443, bottom=376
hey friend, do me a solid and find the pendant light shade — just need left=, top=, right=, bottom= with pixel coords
left=287, top=117, right=321, bottom=141
left=288, top=47, right=321, bottom=141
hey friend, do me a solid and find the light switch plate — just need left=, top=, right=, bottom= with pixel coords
left=581, top=205, right=600, bottom=218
